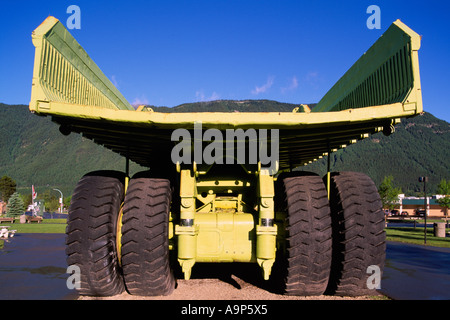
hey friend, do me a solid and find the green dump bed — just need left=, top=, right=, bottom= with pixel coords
left=29, top=16, right=423, bottom=170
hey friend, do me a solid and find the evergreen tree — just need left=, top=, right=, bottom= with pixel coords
left=0, top=175, right=16, bottom=202
left=6, top=192, right=24, bottom=218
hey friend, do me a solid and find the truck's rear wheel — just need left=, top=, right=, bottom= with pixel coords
left=326, top=171, right=386, bottom=296
left=65, top=171, right=125, bottom=296
left=121, top=176, right=175, bottom=296
left=275, top=172, right=332, bottom=296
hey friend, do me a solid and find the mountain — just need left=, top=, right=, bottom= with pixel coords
left=149, top=100, right=316, bottom=113
left=0, top=101, right=448, bottom=197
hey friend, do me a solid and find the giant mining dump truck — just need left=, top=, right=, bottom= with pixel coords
left=29, top=17, right=422, bottom=297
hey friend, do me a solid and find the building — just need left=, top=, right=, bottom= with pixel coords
left=399, top=196, right=447, bottom=217
left=0, top=201, right=5, bottom=215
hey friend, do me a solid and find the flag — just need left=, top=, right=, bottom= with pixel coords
left=32, top=185, right=37, bottom=200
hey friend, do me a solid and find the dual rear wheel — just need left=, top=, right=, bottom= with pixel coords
left=66, top=171, right=175, bottom=296
left=66, top=170, right=385, bottom=297
left=275, top=171, right=386, bottom=296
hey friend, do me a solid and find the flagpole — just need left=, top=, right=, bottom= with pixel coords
left=32, top=185, right=36, bottom=216
left=31, top=186, right=33, bottom=215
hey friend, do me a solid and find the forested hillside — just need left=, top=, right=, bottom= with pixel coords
left=0, top=101, right=448, bottom=196
left=150, top=99, right=315, bottom=113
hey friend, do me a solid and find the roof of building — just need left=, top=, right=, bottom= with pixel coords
left=402, top=198, right=439, bottom=206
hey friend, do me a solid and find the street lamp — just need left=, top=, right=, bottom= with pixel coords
left=53, top=188, right=63, bottom=214
left=418, top=177, right=428, bottom=244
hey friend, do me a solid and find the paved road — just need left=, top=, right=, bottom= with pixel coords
left=0, top=233, right=76, bottom=300
left=380, top=241, right=450, bottom=300
left=1, top=234, right=449, bottom=300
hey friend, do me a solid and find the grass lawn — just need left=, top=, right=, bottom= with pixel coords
left=3, top=217, right=449, bottom=248
left=4, top=218, right=67, bottom=234
left=386, top=227, right=450, bottom=248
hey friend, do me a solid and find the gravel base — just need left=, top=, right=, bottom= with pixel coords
left=79, top=264, right=382, bottom=300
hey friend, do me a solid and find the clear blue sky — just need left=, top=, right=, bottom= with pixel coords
left=1, top=0, right=449, bottom=122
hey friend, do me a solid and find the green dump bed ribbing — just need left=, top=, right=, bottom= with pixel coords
left=314, top=20, right=422, bottom=113
left=30, top=16, right=133, bottom=111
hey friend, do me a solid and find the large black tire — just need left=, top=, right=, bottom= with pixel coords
left=326, top=171, right=386, bottom=296
left=121, top=177, right=175, bottom=296
left=65, top=171, right=125, bottom=296
left=274, top=172, right=332, bottom=296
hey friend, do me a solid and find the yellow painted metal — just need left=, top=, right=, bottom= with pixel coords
left=256, top=226, right=277, bottom=280
left=257, top=173, right=274, bottom=222
left=176, top=225, right=199, bottom=258
left=176, top=209, right=256, bottom=279
left=29, top=17, right=423, bottom=171
left=326, top=171, right=331, bottom=200
left=326, top=142, right=331, bottom=199
left=256, top=170, right=277, bottom=280
left=174, top=164, right=267, bottom=279
left=195, top=212, right=255, bottom=263
left=29, top=100, right=419, bottom=170
left=179, top=168, right=197, bottom=221
left=116, top=204, right=124, bottom=267
left=314, top=20, right=422, bottom=114
left=175, top=224, right=198, bottom=279
left=29, top=16, right=424, bottom=281
left=116, top=175, right=129, bottom=267
left=31, top=99, right=413, bottom=128
left=30, top=16, right=133, bottom=112
left=175, top=168, right=198, bottom=279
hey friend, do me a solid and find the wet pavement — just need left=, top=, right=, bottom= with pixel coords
left=0, top=234, right=449, bottom=300
left=0, top=233, right=77, bottom=300
left=380, top=241, right=450, bottom=300
left=387, top=222, right=449, bottom=229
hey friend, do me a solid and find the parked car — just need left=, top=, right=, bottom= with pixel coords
left=414, top=209, right=426, bottom=217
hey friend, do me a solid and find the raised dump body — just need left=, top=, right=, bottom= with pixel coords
left=30, top=16, right=422, bottom=297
